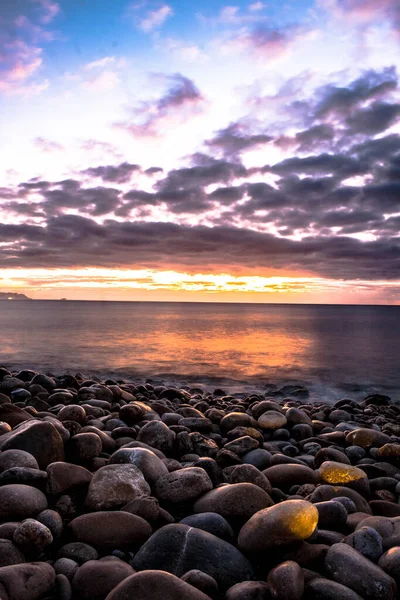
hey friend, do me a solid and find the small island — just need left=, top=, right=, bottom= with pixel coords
left=0, top=292, right=31, bottom=301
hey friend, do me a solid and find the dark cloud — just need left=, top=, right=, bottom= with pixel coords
left=206, top=122, right=273, bottom=158
left=82, top=162, right=140, bottom=183
left=1, top=216, right=399, bottom=280
left=266, top=154, right=364, bottom=177
left=115, top=73, right=205, bottom=137
left=345, top=102, right=400, bottom=135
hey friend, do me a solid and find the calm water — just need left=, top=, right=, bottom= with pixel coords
left=0, top=301, right=399, bottom=402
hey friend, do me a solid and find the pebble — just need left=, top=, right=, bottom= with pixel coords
left=0, top=369, right=399, bottom=599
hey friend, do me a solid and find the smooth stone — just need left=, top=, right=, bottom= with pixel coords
left=55, top=573, right=72, bottom=600
left=37, top=509, right=63, bottom=539
left=154, top=467, right=213, bottom=503
left=53, top=558, right=79, bottom=581
left=180, top=513, right=234, bottom=543
left=305, top=578, right=364, bottom=600
left=121, top=496, right=160, bottom=523
left=229, top=464, right=272, bottom=494
left=0, top=421, right=64, bottom=468
left=258, top=411, right=287, bottom=430
left=181, top=570, right=219, bottom=597
left=285, top=408, right=312, bottom=426
left=137, top=421, right=176, bottom=455
left=315, top=501, right=348, bottom=530
left=355, top=516, right=400, bottom=550
left=0, top=562, right=55, bottom=600
left=263, top=465, right=317, bottom=490
left=318, top=461, right=368, bottom=491
left=58, top=542, right=98, bottom=564
left=70, top=432, right=102, bottom=460
left=225, top=581, right=270, bottom=599
left=238, top=500, right=319, bottom=553
left=0, top=467, right=47, bottom=486
left=343, top=526, right=383, bottom=561
left=220, top=413, right=256, bottom=431
left=370, top=500, right=400, bottom=517
left=379, top=547, right=400, bottom=582
left=0, top=450, right=39, bottom=472
left=242, top=449, right=272, bottom=470
left=0, top=405, right=33, bottom=428
left=224, top=436, right=259, bottom=456
left=314, top=447, right=351, bottom=467
left=194, top=483, right=273, bottom=525
left=72, top=559, right=135, bottom=600
left=85, top=464, right=150, bottom=510
left=105, top=570, right=212, bottom=600
left=108, top=447, right=168, bottom=484
left=69, top=511, right=152, bottom=550
left=324, top=543, right=397, bottom=599
left=13, top=519, right=53, bottom=553
left=346, top=429, right=391, bottom=449
left=267, top=560, right=304, bottom=600
left=132, top=523, right=254, bottom=591
left=308, top=485, right=372, bottom=514
left=46, top=462, right=93, bottom=495
left=0, top=485, right=47, bottom=519
left=0, top=540, right=25, bottom=567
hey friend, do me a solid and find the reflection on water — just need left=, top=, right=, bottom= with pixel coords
left=0, top=301, right=399, bottom=399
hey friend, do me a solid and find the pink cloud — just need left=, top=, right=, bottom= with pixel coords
left=321, top=0, right=400, bottom=33
left=139, top=5, right=173, bottom=32
left=34, top=138, right=64, bottom=153
left=34, top=0, right=61, bottom=24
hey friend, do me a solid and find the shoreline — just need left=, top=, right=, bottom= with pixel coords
left=0, top=367, right=399, bottom=598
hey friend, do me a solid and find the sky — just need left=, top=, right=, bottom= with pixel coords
left=0, top=0, right=400, bottom=303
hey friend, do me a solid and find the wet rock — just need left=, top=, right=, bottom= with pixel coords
left=263, top=464, right=317, bottom=490
left=0, top=467, right=47, bottom=486
left=258, top=411, right=287, bottom=430
left=58, top=542, right=98, bottom=564
left=85, top=464, right=150, bottom=510
left=346, top=428, right=391, bottom=449
left=70, top=432, right=102, bottom=460
left=229, top=464, right=272, bottom=494
left=343, top=526, right=383, bottom=561
left=315, top=501, right=348, bottom=530
left=137, top=421, right=176, bottom=455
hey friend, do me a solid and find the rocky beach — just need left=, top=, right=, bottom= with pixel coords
left=0, top=367, right=398, bottom=599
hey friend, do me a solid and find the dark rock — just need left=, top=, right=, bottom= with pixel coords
left=0, top=421, right=64, bottom=468
left=0, top=405, right=33, bottom=428
left=225, top=581, right=270, bottom=599
left=59, top=542, right=98, bottom=564
left=325, top=543, right=397, bottom=599
left=181, top=570, right=218, bottom=597
left=69, top=511, right=152, bottom=550
left=180, top=513, right=234, bottom=543
left=137, top=421, right=175, bottom=455
left=263, top=465, right=317, bottom=490
left=13, top=519, right=53, bottom=553
left=72, top=559, right=135, bottom=600
left=0, top=467, right=47, bottom=486
left=0, top=484, right=47, bottom=519
left=132, top=523, right=254, bottom=591
left=305, top=577, right=364, bottom=599
left=343, top=526, right=383, bottom=561
left=46, top=461, right=92, bottom=495
left=0, top=562, right=55, bottom=600
left=85, top=464, right=150, bottom=510
left=267, top=560, right=304, bottom=600
left=154, top=467, right=213, bottom=503
left=36, top=509, right=63, bottom=539
left=105, top=570, right=212, bottom=600
left=0, top=540, right=25, bottom=567
left=108, top=447, right=168, bottom=484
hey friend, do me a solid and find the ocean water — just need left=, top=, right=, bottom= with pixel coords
left=0, top=301, right=399, bottom=402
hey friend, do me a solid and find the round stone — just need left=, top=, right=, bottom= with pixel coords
left=69, top=511, right=152, bottom=550
left=238, top=500, right=319, bottom=554
left=0, top=450, right=39, bottom=472
left=258, top=411, right=287, bottom=430
left=108, top=448, right=168, bottom=484
left=85, top=464, right=150, bottom=511
left=154, top=467, right=213, bottom=503
left=72, top=559, right=135, bottom=600
left=13, top=519, right=53, bottom=553
left=105, top=570, right=212, bottom=600
left=0, top=562, right=55, bottom=600
left=267, top=560, right=304, bottom=600
left=0, top=485, right=48, bottom=519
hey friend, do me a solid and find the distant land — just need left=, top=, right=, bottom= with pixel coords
left=0, top=292, right=31, bottom=300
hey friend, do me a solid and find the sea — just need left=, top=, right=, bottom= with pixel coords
left=0, top=301, right=399, bottom=403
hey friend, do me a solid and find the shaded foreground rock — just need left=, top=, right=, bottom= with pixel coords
left=105, top=570, right=212, bottom=600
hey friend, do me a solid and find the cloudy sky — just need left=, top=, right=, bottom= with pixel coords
left=0, top=0, right=400, bottom=303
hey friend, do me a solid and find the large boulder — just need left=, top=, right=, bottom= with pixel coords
left=133, top=524, right=254, bottom=591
